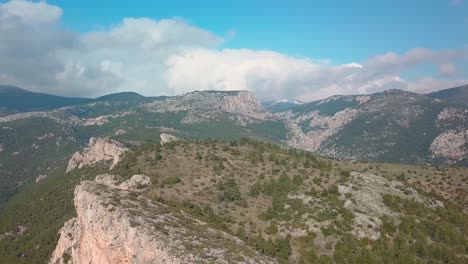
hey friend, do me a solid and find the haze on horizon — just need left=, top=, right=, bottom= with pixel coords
left=0, top=0, right=467, bottom=101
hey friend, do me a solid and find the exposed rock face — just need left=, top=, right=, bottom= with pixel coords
left=114, top=129, right=126, bottom=136
left=285, top=108, right=360, bottom=152
left=160, top=133, right=180, bottom=145
left=0, top=111, right=82, bottom=125
left=436, top=107, right=468, bottom=125
left=146, top=90, right=270, bottom=124
left=50, top=175, right=275, bottom=264
left=66, top=138, right=129, bottom=173
left=430, top=130, right=468, bottom=164
left=338, top=172, right=443, bottom=240
left=94, top=174, right=151, bottom=191
left=280, top=88, right=468, bottom=165
left=35, top=174, right=47, bottom=183
left=0, top=107, right=132, bottom=127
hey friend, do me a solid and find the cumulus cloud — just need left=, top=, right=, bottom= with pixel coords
left=406, top=77, right=468, bottom=93
left=439, top=64, right=457, bottom=76
left=0, top=1, right=222, bottom=97
left=165, top=48, right=468, bottom=100
left=0, top=0, right=62, bottom=24
left=0, top=0, right=466, bottom=101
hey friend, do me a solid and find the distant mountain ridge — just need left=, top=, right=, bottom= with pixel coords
left=427, top=84, right=468, bottom=105
left=0, top=84, right=466, bottom=171
left=0, top=85, right=92, bottom=116
left=281, top=86, right=467, bottom=165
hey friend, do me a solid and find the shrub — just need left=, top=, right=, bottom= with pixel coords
left=164, top=176, right=181, bottom=185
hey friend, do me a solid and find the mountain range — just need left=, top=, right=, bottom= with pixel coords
left=0, top=84, right=467, bottom=263
left=0, top=83, right=465, bottom=204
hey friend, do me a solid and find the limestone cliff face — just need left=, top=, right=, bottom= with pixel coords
left=50, top=175, right=275, bottom=264
left=145, top=90, right=270, bottom=124
left=66, top=138, right=129, bottom=173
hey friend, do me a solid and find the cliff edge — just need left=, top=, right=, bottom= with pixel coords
left=50, top=174, right=275, bottom=264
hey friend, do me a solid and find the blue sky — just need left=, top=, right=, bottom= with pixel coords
left=48, top=0, right=468, bottom=62
left=0, top=0, right=467, bottom=100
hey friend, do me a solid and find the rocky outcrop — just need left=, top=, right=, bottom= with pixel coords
left=160, top=133, right=180, bottom=145
left=50, top=175, right=275, bottom=264
left=146, top=90, right=270, bottom=124
left=436, top=107, right=468, bottom=126
left=338, top=172, right=443, bottom=240
left=94, top=174, right=151, bottom=191
left=35, top=174, right=47, bottom=183
left=66, top=138, right=129, bottom=173
left=285, top=108, right=360, bottom=152
left=430, top=130, right=468, bottom=164
left=0, top=111, right=82, bottom=125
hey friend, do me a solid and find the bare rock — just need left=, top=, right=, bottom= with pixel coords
left=114, top=129, right=126, bottom=136
left=338, top=172, right=443, bottom=241
left=146, top=90, right=270, bottom=125
left=160, top=133, right=180, bottom=145
left=430, top=130, right=468, bottom=164
left=119, top=175, right=151, bottom=191
left=94, top=174, right=121, bottom=187
left=35, top=174, right=47, bottom=183
left=66, top=138, right=129, bottom=173
left=286, top=108, right=360, bottom=152
left=50, top=175, right=275, bottom=264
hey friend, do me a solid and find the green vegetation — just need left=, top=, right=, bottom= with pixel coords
left=0, top=165, right=108, bottom=263
left=0, top=138, right=467, bottom=264
left=163, top=176, right=182, bottom=185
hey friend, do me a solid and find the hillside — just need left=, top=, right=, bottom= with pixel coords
left=280, top=87, right=468, bottom=166
left=0, top=85, right=466, bottom=206
left=427, top=84, right=468, bottom=105
left=0, top=85, right=92, bottom=116
left=0, top=139, right=467, bottom=263
left=0, top=89, right=285, bottom=204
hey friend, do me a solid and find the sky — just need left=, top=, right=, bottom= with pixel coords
left=0, top=0, right=467, bottom=101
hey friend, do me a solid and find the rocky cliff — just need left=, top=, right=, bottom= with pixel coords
left=50, top=174, right=275, bottom=264
left=280, top=87, right=468, bottom=165
left=66, top=138, right=129, bottom=173
left=145, top=90, right=270, bottom=124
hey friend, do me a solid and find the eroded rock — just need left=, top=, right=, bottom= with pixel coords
left=66, top=138, right=129, bottom=173
left=35, top=174, right=47, bottom=183
left=338, top=172, right=443, bottom=240
left=50, top=175, right=275, bottom=264
left=430, top=130, right=468, bottom=164
left=160, top=133, right=180, bottom=145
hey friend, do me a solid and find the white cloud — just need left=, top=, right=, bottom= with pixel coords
left=450, top=0, right=463, bottom=6
left=0, top=0, right=466, bottom=101
left=165, top=48, right=468, bottom=100
left=0, top=0, right=62, bottom=25
left=439, top=64, right=457, bottom=76
left=406, top=77, right=468, bottom=93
